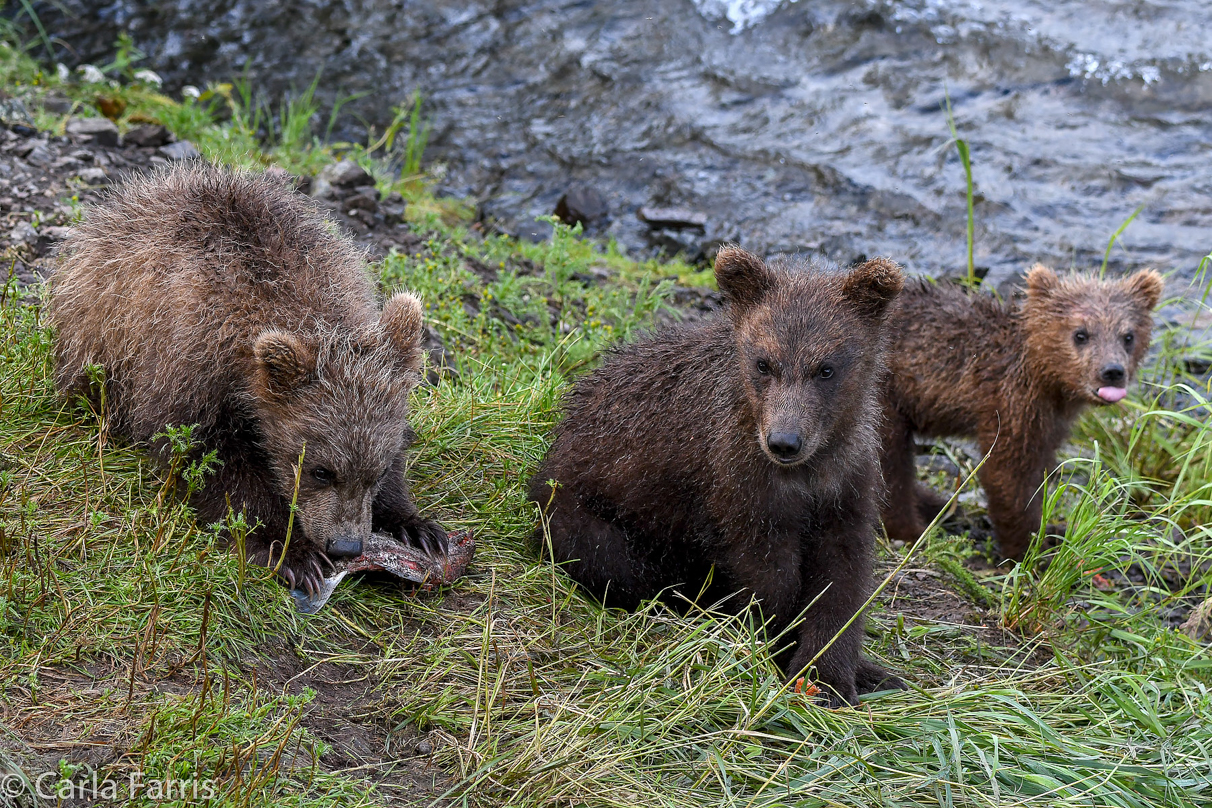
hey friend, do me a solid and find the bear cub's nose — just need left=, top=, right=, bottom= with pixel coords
left=326, top=537, right=364, bottom=558
left=1100, top=364, right=1126, bottom=384
left=766, top=432, right=803, bottom=461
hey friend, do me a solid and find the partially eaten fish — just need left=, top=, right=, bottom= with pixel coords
left=290, top=529, right=475, bottom=614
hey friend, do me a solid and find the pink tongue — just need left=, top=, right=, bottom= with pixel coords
left=1098, top=386, right=1127, bottom=403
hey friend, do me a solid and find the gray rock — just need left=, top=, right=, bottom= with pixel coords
left=555, top=186, right=607, bottom=226
left=343, top=188, right=378, bottom=213
left=65, top=116, right=120, bottom=147
left=309, top=176, right=334, bottom=200
left=0, top=98, right=33, bottom=126
left=8, top=221, right=38, bottom=246
left=320, top=159, right=373, bottom=189
left=158, top=140, right=201, bottom=161
left=381, top=190, right=407, bottom=224
left=382, top=200, right=407, bottom=226
left=77, top=167, right=108, bottom=185
left=415, top=739, right=434, bottom=756
left=23, top=144, right=53, bottom=167
left=1185, top=357, right=1211, bottom=375
left=124, top=123, right=171, bottom=148
left=638, top=206, right=707, bottom=229
left=40, top=226, right=73, bottom=242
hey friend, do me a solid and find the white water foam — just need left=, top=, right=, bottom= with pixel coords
left=691, top=0, right=799, bottom=34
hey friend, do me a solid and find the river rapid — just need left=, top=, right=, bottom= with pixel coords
left=39, top=0, right=1212, bottom=286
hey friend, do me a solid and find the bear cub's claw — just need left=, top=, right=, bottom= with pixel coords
left=276, top=548, right=336, bottom=598
left=403, top=518, right=450, bottom=560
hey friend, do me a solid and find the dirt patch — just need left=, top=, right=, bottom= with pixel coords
left=0, top=636, right=455, bottom=805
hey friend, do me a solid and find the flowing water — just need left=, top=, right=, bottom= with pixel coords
left=39, top=0, right=1212, bottom=285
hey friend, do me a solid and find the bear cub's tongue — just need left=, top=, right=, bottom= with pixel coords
left=1098, top=386, right=1128, bottom=403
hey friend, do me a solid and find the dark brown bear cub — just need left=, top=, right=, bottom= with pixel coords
left=880, top=265, right=1164, bottom=560
left=50, top=164, right=448, bottom=596
left=530, top=246, right=905, bottom=706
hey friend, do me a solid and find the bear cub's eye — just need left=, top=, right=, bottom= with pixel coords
left=817, top=364, right=835, bottom=380
left=312, top=467, right=335, bottom=485
left=1073, top=329, right=1089, bottom=346
left=756, top=359, right=771, bottom=375
left=1123, top=332, right=1135, bottom=347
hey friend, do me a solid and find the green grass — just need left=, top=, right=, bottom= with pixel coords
left=4, top=37, right=1212, bottom=808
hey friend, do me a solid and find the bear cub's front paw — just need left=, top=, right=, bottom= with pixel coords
left=271, top=547, right=336, bottom=598
left=402, top=517, right=449, bottom=559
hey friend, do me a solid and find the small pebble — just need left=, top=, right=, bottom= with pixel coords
left=415, top=740, right=433, bottom=755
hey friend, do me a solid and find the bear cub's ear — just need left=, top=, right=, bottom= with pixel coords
left=1124, top=269, right=1164, bottom=311
left=842, top=257, right=904, bottom=318
left=1025, top=264, right=1059, bottom=300
left=254, top=331, right=317, bottom=398
left=380, top=291, right=425, bottom=374
left=715, top=245, right=776, bottom=311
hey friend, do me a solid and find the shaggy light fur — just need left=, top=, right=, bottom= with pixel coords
left=49, top=164, right=446, bottom=595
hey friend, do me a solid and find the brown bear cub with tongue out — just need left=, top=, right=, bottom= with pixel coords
left=530, top=246, right=906, bottom=706
left=879, top=265, right=1164, bottom=561
left=49, top=164, right=448, bottom=597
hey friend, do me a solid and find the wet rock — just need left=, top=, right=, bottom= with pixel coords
left=645, top=226, right=704, bottom=259
left=638, top=206, right=707, bottom=229
left=519, top=218, right=555, bottom=243
left=158, top=140, right=200, bottom=161
left=697, top=239, right=730, bottom=266
left=554, top=186, right=607, bottom=227
left=124, top=123, right=171, bottom=148
left=320, top=159, right=373, bottom=189
left=65, top=116, right=120, bottom=147
left=1184, top=357, right=1211, bottom=375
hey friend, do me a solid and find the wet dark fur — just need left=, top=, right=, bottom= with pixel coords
left=530, top=247, right=906, bottom=706
left=880, top=266, right=1163, bottom=560
left=49, top=164, right=447, bottom=595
